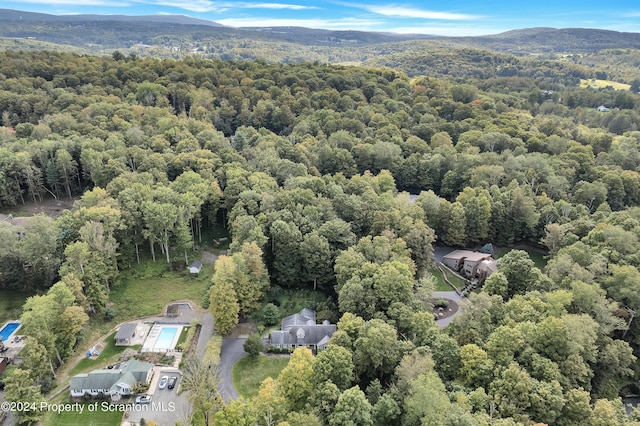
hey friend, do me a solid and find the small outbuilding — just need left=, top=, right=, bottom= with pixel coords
left=114, top=322, right=138, bottom=346
left=188, top=260, right=202, bottom=274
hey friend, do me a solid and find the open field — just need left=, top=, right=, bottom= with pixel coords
left=110, top=258, right=211, bottom=321
left=580, top=78, right=631, bottom=91
left=232, top=355, right=290, bottom=398
left=0, top=290, right=29, bottom=324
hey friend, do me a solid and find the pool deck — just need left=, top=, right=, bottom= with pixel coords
left=0, top=321, right=21, bottom=343
left=0, top=321, right=25, bottom=361
left=141, top=324, right=183, bottom=353
left=130, top=322, right=152, bottom=346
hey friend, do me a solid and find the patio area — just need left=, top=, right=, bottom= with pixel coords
left=141, top=324, right=184, bottom=353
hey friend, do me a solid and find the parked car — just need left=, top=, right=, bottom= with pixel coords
left=158, top=376, right=168, bottom=389
left=168, top=376, right=178, bottom=390
left=135, top=395, right=151, bottom=404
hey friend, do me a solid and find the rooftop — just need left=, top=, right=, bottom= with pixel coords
left=114, top=322, right=138, bottom=340
left=443, top=250, right=490, bottom=262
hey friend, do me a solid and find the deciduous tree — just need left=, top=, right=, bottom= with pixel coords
left=328, top=386, right=373, bottom=426
left=312, top=344, right=354, bottom=391
left=277, top=347, right=315, bottom=412
left=209, top=272, right=239, bottom=335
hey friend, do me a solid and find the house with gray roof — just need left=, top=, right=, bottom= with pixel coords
left=269, top=309, right=336, bottom=351
left=70, top=359, right=153, bottom=401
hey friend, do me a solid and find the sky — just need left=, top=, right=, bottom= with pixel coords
left=3, top=0, right=640, bottom=36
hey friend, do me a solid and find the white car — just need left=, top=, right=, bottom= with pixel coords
left=135, top=395, right=151, bottom=404
left=158, top=376, right=168, bottom=389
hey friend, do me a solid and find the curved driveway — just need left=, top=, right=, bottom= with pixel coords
left=434, top=291, right=464, bottom=328
left=218, top=338, right=246, bottom=402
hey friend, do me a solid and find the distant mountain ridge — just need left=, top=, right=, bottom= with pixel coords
left=0, top=9, right=224, bottom=27
left=470, top=27, right=640, bottom=52
left=0, top=8, right=639, bottom=60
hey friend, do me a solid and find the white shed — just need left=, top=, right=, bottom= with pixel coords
left=188, top=260, right=202, bottom=274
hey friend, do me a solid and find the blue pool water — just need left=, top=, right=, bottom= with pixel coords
left=154, top=327, right=178, bottom=349
left=0, top=322, right=20, bottom=342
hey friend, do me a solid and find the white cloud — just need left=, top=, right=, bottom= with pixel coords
left=15, top=0, right=130, bottom=5
left=243, top=3, right=318, bottom=10
left=353, top=3, right=481, bottom=20
left=217, top=17, right=383, bottom=30
left=217, top=17, right=507, bottom=37
left=138, top=0, right=316, bottom=13
left=144, top=0, right=220, bottom=12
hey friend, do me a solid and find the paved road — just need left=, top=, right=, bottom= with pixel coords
left=195, top=313, right=214, bottom=358
left=434, top=291, right=464, bottom=328
left=218, top=338, right=246, bottom=403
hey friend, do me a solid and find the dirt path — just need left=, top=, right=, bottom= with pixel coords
left=201, top=250, right=220, bottom=265
left=0, top=197, right=77, bottom=218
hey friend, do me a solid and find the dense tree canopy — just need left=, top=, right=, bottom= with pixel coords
left=2, top=49, right=640, bottom=425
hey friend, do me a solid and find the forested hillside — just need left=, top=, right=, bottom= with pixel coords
left=2, top=50, right=640, bottom=424
left=3, top=9, right=640, bottom=79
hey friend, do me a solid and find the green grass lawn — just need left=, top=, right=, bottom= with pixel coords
left=109, top=258, right=211, bottom=321
left=232, top=355, right=290, bottom=398
left=176, top=326, right=190, bottom=348
left=0, top=289, right=30, bottom=324
left=42, top=393, right=123, bottom=426
left=44, top=404, right=123, bottom=426
left=580, top=78, right=631, bottom=91
left=442, top=267, right=466, bottom=289
left=495, top=246, right=547, bottom=269
left=67, top=332, right=131, bottom=377
left=428, top=266, right=455, bottom=291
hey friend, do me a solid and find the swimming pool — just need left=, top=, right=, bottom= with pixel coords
left=154, top=327, right=178, bottom=350
left=0, top=322, right=20, bottom=342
